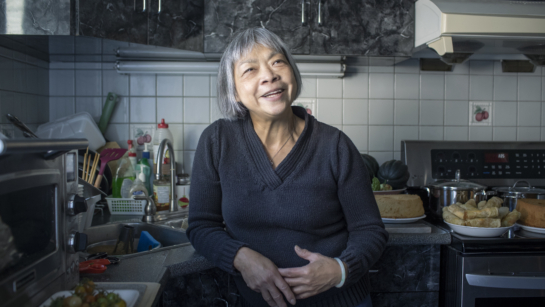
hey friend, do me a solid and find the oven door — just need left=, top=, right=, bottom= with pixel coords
left=0, top=167, right=64, bottom=306
left=460, top=253, right=545, bottom=307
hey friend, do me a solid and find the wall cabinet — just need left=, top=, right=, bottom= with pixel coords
left=204, top=0, right=310, bottom=54
left=204, top=0, right=415, bottom=56
left=79, top=0, right=204, bottom=51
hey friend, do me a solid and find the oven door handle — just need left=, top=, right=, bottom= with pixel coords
left=466, top=273, right=545, bottom=290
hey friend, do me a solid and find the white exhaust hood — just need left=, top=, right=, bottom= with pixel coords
left=415, top=0, right=545, bottom=65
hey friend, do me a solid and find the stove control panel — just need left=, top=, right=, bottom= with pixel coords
left=431, top=149, right=545, bottom=179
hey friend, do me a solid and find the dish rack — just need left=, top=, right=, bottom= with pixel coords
left=106, top=197, right=147, bottom=215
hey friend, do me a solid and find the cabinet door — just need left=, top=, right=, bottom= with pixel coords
left=79, top=0, right=148, bottom=45
left=148, top=0, right=204, bottom=51
left=310, top=0, right=415, bottom=55
left=204, top=0, right=310, bottom=54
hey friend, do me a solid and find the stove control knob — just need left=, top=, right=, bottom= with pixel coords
left=67, top=231, right=88, bottom=254
left=66, top=194, right=87, bottom=216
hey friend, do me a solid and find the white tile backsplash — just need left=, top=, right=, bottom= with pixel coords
left=369, top=125, right=394, bottom=151
left=369, top=73, right=394, bottom=99
left=420, top=74, right=444, bottom=100
left=342, top=125, right=368, bottom=152
left=184, top=76, right=210, bottom=97
left=343, top=73, right=369, bottom=99
left=518, top=101, right=541, bottom=127
left=130, top=97, right=156, bottom=123
left=518, top=76, right=542, bottom=102
left=369, top=99, right=394, bottom=125
left=157, top=75, right=183, bottom=96
left=184, top=97, right=210, bottom=124
left=493, top=76, right=517, bottom=101
left=45, top=57, right=545, bottom=175
left=469, top=126, right=493, bottom=141
left=420, top=100, right=444, bottom=125
left=394, top=100, right=419, bottom=125
left=157, top=97, right=183, bottom=123
left=317, top=78, right=343, bottom=98
left=517, top=127, right=540, bottom=141
left=445, top=75, right=469, bottom=100
left=493, top=127, right=517, bottom=141
left=317, top=99, right=343, bottom=125
left=469, top=75, right=493, bottom=101
left=444, top=100, right=469, bottom=126
left=395, top=74, right=419, bottom=99
left=343, top=99, right=368, bottom=125
left=104, top=124, right=130, bottom=148
left=130, top=75, right=156, bottom=96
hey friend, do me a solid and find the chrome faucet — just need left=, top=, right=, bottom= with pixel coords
left=155, top=139, right=178, bottom=212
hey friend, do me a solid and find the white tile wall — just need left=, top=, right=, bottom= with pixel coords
left=47, top=41, right=545, bottom=174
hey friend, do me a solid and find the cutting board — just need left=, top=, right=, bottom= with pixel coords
left=385, top=222, right=432, bottom=234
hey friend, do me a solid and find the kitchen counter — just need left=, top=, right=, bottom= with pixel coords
left=85, top=214, right=451, bottom=286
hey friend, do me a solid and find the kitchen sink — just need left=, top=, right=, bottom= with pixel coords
left=83, top=222, right=190, bottom=259
left=153, top=217, right=189, bottom=230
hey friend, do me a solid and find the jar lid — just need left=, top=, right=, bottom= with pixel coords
left=493, top=180, right=545, bottom=195
left=430, top=179, right=487, bottom=190
left=428, top=169, right=487, bottom=190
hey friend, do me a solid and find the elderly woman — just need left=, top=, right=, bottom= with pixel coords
left=186, top=28, right=388, bottom=307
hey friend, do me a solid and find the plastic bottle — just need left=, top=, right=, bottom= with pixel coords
left=128, top=140, right=137, bottom=172
left=129, top=166, right=149, bottom=198
left=138, top=143, right=154, bottom=194
left=112, top=141, right=136, bottom=198
left=153, top=119, right=174, bottom=165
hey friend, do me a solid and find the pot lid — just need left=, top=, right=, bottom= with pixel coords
left=493, top=180, right=545, bottom=195
left=428, top=169, right=487, bottom=190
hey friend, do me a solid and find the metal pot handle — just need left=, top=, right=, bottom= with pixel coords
left=422, top=186, right=431, bottom=199
left=513, top=180, right=532, bottom=189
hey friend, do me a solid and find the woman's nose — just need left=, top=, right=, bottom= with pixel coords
left=260, top=66, right=279, bottom=84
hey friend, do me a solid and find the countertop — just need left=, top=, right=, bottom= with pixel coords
left=85, top=213, right=451, bottom=290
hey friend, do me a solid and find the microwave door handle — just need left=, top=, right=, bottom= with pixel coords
left=466, top=273, right=545, bottom=290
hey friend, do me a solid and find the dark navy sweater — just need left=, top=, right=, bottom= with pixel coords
left=187, top=106, right=388, bottom=307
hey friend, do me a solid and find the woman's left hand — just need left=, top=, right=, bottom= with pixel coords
left=278, top=245, right=343, bottom=300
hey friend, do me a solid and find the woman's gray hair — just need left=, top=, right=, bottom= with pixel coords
left=217, top=28, right=302, bottom=120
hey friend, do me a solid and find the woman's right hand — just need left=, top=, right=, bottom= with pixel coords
left=234, top=247, right=296, bottom=307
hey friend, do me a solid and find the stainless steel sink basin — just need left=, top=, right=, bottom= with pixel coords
left=154, top=217, right=189, bottom=230
left=83, top=222, right=190, bottom=259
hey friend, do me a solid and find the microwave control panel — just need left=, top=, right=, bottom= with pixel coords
left=431, top=149, right=545, bottom=179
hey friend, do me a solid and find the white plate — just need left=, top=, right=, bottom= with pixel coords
left=382, top=214, right=426, bottom=224
left=373, top=188, right=406, bottom=195
left=445, top=221, right=512, bottom=237
left=40, top=289, right=139, bottom=307
left=516, top=223, right=545, bottom=234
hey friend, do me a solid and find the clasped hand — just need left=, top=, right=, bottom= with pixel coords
left=234, top=245, right=342, bottom=307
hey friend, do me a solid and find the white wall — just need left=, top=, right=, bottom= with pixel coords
left=48, top=38, right=545, bottom=174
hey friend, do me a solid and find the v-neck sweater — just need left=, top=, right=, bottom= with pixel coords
left=187, top=106, right=388, bottom=307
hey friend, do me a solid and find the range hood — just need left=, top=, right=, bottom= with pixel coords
left=415, top=0, right=545, bottom=65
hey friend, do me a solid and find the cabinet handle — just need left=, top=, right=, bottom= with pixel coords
left=301, top=0, right=306, bottom=25
left=142, top=0, right=146, bottom=12
left=158, top=0, right=162, bottom=13
left=318, top=1, right=322, bottom=26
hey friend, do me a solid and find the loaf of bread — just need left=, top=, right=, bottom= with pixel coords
left=375, top=194, right=425, bottom=218
left=516, top=199, right=545, bottom=228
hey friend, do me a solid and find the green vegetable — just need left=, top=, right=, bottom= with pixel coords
left=371, top=177, right=381, bottom=191
left=361, top=154, right=379, bottom=180
left=380, top=183, right=393, bottom=191
left=377, top=160, right=410, bottom=189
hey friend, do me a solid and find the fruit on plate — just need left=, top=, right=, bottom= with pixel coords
left=46, top=279, right=127, bottom=307
left=178, top=195, right=189, bottom=208
left=377, top=160, right=410, bottom=189
left=361, top=154, right=379, bottom=179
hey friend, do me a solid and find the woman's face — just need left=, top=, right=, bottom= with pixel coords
left=233, top=45, right=297, bottom=119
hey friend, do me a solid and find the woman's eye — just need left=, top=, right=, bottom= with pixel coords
left=274, top=60, right=284, bottom=65
left=243, top=68, right=254, bottom=74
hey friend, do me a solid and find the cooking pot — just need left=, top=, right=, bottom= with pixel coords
left=423, top=170, right=495, bottom=218
left=493, top=180, right=545, bottom=211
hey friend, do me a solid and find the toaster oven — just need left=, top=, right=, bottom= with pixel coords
left=0, top=138, right=89, bottom=307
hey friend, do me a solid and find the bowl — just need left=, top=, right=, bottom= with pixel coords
left=445, top=221, right=512, bottom=237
